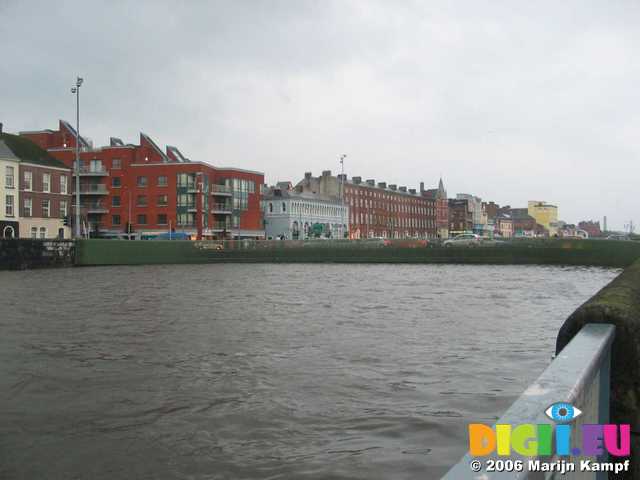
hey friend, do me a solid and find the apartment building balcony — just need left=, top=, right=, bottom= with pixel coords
left=74, top=165, right=108, bottom=176
left=84, top=202, right=108, bottom=214
left=212, top=221, right=231, bottom=231
left=78, top=184, right=108, bottom=195
left=211, top=203, right=232, bottom=214
left=211, top=184, right=232, bottom=196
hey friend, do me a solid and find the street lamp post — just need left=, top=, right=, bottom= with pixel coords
left=340, top=154, right=346, bottom=239
left=71, top=76, right=84, bottom=238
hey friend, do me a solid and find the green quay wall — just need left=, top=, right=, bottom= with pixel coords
left=75, top=238, right=640, bottom=268
left=556, top=258, right=640, bottom=478
left=0, top=239, right=75, bottom=270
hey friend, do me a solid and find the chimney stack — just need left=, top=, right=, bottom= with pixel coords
left=304, top=172, right=312, bottom=179
left=389, top=184, right=397, bottom=191
left=366, top=179, right=375, bottom=186
left=322, top=170, right=332, bottom=177
left=409, top=188, right=416, bottom=194
left=399, top=186, right=407, bottom=192
left=420, top=181, right=424, bottom=193
left=377, top=182, right=386, bottom=189
left=352, top=176, right=361, bottom=184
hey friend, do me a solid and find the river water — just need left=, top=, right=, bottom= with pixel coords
left=0, top=264, right=618, bottom=479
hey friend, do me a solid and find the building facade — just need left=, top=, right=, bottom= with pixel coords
left=448, top=199, right=473, bottom=235
left=21, top=120, right=264, bottom=239
left=295, top=171, right=442, bottom=239
left=422, top=178, right=449, bottom=238
left=262, top=185, right=348, bottom=239
left=1, top=129, right=71, bottom=239
left=528, top=201, right=558, bottom=235
left=0, top=135, right=20, bottom=238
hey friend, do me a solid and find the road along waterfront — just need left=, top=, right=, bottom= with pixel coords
left=0, top=264, right=619, bottom=479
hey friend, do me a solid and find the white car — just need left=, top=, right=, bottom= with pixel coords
left=443, top=234, right=481, bottom=247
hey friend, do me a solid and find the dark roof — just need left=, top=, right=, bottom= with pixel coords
left=0, top=132, right=69, bottom=169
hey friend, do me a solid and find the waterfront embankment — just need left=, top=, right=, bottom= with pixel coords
left=74, top=238, right=640, bottom=268
left=0, top=239, right=74, bottom=270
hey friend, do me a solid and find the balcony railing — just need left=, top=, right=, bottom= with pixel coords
left=212, top=203, right=232, bottom=214
left=212, top=221, right=231, bottom=231
left=78, top=184, right=108, bottom=194
left=81, top=203, right=108, bottom=214
left=211, top=184, right=232, bottom=195
left=74, top=165, right=108, bottom=176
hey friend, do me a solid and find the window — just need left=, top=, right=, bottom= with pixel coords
left=60, top=175, right=68, bottom=194
left=137, top=214, right=147, bottom=224
left=42, top=199, right=50, bottom=217
left=157, top=214, right=168, bottom=225
left=5, top=166, right=14, bottom=188
left=24, top=198, right=32, bottom=216
left=157, top=176, right=168, bottom=186
left=112, top=158, right=122, bottom=169
left=24, top=171, right=32, bottom=190
left=112, top=215, right=121, bottom=226
left=136, top=195, right=147, bottom=206
left=112, top=177, right=121, bottom=188
left=5, top=195, right=14, bottom=216
left=112, top=196, right=121, bottom=207
left=282, top=202, right=286, bottom=212
left=39, top=227, right=46, bottom=239
left=269, top=202, right=273, bottom=213
left=31, top=227, right=37, bottom=239
left=43, top=173, right=51, bottom=193
left=60, top=200, right=68, bottom=217
left=157, top=194, right=168, bottom=206
left=137, top=176, right=147, bottom=187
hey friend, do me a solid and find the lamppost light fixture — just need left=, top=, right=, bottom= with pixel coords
left=71, top=87, right=77, bottom=93
left=76, top=77, right=83, bottom=87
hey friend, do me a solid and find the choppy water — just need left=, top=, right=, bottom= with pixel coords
left=0, top=264, right=619, bottom=479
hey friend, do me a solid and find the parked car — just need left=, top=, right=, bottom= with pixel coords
left=607, top=234, right=630, bottom=241
left=443, top=233, right=481, bottom=247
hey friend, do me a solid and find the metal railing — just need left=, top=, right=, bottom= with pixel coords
left=78, top=184, right=108, bottom=194
left=211, top=184, right=232, bottom=194
left=75, top=165, right=108, bottom=175
left=212, top=221, right=231, bottom=230
left=443, top=323, right=615, bottom=480
left=212, top=203, right=232, bottom=212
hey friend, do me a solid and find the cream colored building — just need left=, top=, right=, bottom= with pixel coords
left=0, top=139, right=20, bottom=238
left=528, top=201, right=558, bottom=236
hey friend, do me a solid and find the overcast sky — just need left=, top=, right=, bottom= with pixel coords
left=2, top=0, right=638, bottom=230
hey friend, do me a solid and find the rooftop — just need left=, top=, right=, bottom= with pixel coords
left=0, top=132, right=69, bottom=169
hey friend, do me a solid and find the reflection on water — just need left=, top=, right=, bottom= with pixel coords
left=0, top=264, right=618, bottom=479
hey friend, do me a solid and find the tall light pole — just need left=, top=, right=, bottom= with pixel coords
left=71, top=76, right=84, bottom=238
left=340, top=154, right=346, bottom=239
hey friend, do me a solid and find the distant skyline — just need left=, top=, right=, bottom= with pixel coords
left=2, top=0, right=638, bottom=230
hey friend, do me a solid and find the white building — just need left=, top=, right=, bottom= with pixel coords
left=262, top=185, right=348, bottom=240
left=0, top=137, right=20, bottom=238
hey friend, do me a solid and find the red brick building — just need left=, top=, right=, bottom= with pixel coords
left=21, top=120, right=264, bottom=239
left=295, top=171, right=444, bottom=239
left=578, top=220, right=603, bottom=238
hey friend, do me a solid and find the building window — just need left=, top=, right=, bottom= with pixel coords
left=42, top=199, right=50, bottom=217
left=137, top=176, right=148, bottom=187
left=60, top=200, right=68, bottom=217
left=39, top=227, right=46, bottom=239
left=136, top=195, right=147, bottom=206
left=157, top=176, right=168, bottom=187
left=269, top=202, right=273, bottom=213
left=137, top=214, right=147, bottom=225
left=24, top=171, right=32, bottom=191
left=112, top=177, right=121, bottom=188
left=112, top=215, right=121, bottom=226
left=60, top=175, right=68, bottom=194
left=282, top=202, right=286, bottom=213
left=31, top=227, right=37, bottom=239
left=24, top=198, right=32, bottom=216
left=5, top=195, right=14, bottom=217
left=90, top=160, right=103, bottom=173
left=112, top=158, right=122, bottom=169
left=112, top=196, right=121, bottom=207
left=43, top=173, right=51, bottom=193
left=157, top=214, right=168, bottom=225
left=5, top=166, right=14, bottom=188
left=157, top=194, right=168, bottom=206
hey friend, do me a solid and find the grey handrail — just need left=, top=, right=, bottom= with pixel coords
left=443, top=323, right=615, bottom=480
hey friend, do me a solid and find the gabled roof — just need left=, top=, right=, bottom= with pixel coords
left=140, top=133, right=169, bottom=162
left=60, top=120, right=91, bottom=149
left=0, top=132, right=69, bottom=168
